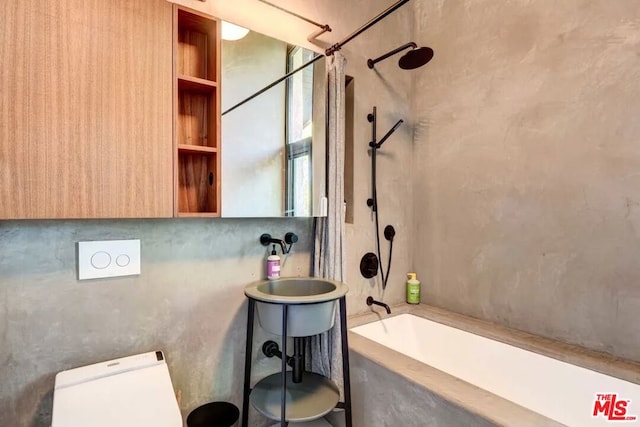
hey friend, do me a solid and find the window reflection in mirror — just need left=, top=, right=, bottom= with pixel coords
left=285, top=46, right=315, bottom=217
left=221, top=30, right=326, bottom=218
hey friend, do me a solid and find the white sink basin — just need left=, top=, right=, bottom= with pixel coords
left=244, top=278, right=348, bottom=337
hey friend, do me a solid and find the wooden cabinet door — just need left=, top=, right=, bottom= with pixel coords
left=0, top=0, right=173, bottom=219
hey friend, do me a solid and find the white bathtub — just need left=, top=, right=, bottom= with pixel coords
left=351, top=313, right=640, bottom=427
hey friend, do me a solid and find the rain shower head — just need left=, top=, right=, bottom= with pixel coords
left=367, top=42, right=434, bottom=70
left=399, top=46, right=434, bottom=69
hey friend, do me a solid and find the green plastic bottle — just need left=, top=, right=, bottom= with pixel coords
left=406, top=272, right=421, bottom=304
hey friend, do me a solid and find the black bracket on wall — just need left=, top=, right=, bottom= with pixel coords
left=260, top=232, right=298, bottom=254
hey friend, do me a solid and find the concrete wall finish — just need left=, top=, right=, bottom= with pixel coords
left=343, top=353, right=497, bottom=427
left=412, top=0, right=640, bottom=362
left=0, top=219, right=313, bottom=426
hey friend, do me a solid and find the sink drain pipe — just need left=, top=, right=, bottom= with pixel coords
left=262, top=339, right=306, bottom=383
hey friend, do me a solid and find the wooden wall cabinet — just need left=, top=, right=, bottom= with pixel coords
left=0, top=0, right=174, bottom=219
left=173, top=6, right=221, bottom=217
left=1, top=2, right=223, bottom=219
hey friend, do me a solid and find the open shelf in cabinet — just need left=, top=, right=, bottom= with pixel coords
left=177, top=152, right=218, bottom=216
left=177, top=89, right=217, bottom=148
left=176, top=8, right=218, bottom=81
left=173, top=5, right=220, bottom=216
left=178, top=144, right=217, bottom=154
left=178, top=74, right=217, bottom=93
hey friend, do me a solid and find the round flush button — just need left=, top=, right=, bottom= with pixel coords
left=116, top=254, right=131, bottom=267
left=91, top=251, right=111, bottom=269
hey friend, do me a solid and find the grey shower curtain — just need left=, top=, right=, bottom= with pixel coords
left=307, top=52, right=346, bottom=397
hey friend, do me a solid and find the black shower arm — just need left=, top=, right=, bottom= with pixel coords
left=367, top=42, right=417, bottom=68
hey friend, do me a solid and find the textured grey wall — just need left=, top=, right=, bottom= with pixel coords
left=412, top=0, right=640, bottom=361
left=0, top=219, right=313, bottom=426
left=334, top=352, right=497, bottom=427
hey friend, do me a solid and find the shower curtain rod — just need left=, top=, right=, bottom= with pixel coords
left=222, top=0, right=411, bottom=116
left=325, top=0, right=410, bottom=56
left=257, top=0, right=331, bottom=31
left=222, top=54, right=324, bottom=116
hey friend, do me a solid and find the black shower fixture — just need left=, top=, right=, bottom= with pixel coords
left=367, top=42, right=434, bottom=70
left=260, top=232, right=298, bottom=254
left=360, top=106, right=400, bottom=290
left=366, top=107, right=403, bottom=212
left=360, top=252, right=379, bottom=279
left=370, top=118, right=404, bottom=150
left=384, top=225, right=396, bottom=241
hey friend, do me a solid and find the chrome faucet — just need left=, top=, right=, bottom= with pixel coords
left=366, top=296, right=391, bottom=314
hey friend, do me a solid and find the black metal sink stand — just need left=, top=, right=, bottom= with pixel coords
left=241, top=297, right=352, bottom=427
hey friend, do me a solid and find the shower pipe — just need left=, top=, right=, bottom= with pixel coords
left=223, top=0, right=411, bottom=115
left=367, top=42, right=434, bottom=70
left=366, top=106, right=401, bottom=290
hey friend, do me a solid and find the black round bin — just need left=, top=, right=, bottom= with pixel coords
left=187, top=402, right=240, bottom=427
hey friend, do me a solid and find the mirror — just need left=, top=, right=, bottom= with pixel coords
left=221, top=27, right=327, bottom=218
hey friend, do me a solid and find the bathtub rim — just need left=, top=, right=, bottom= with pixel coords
left=349, top=304, right=640, bottom=385
left=347, top=304, right=640, bottom=427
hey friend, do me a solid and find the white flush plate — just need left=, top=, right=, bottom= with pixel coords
left=78, top=240, right=141, bottom=280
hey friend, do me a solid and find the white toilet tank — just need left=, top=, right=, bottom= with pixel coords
left=52, top=351, right=183, bottom=427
